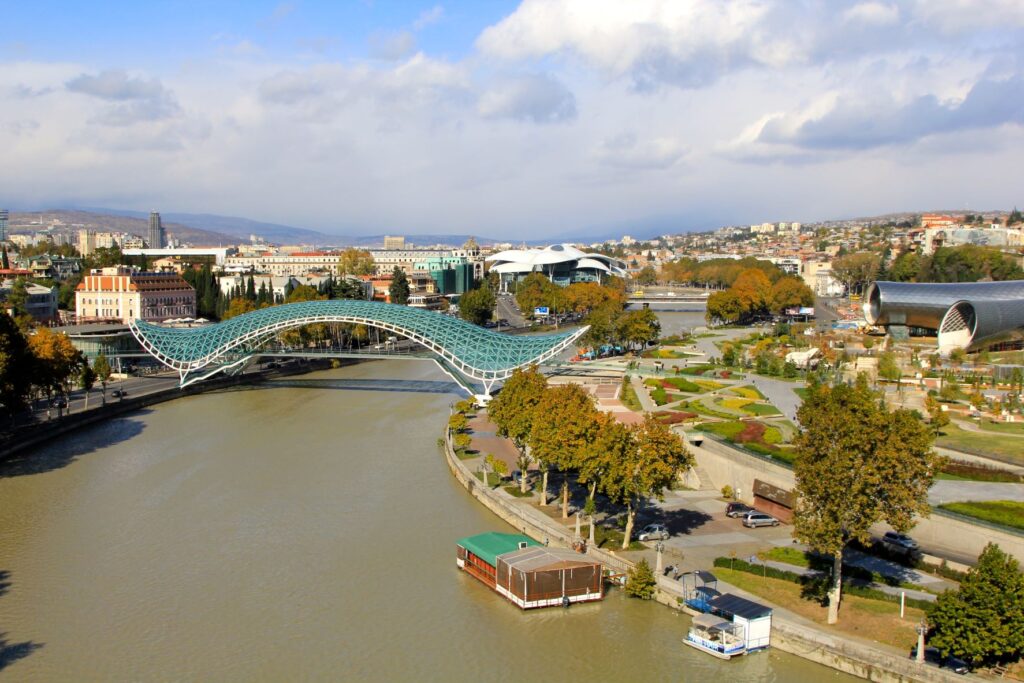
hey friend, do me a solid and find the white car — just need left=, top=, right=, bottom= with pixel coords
left=742, top=512, right=780, bottom=528
left=637, top=523, right=669, bottom=541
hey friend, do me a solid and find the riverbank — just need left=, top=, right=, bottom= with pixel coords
left=442, top=412, right=965, bottom=683
left=0, top=360, right=335, bottom=461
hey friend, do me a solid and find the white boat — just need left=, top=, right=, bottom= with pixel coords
left=683, top=613, right=747, bottom=660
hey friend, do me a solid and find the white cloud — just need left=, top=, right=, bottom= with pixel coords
left=414, top=5, right=445, bottom=31
left=842, top=2, right=899, bottom=26
left=368, top=30, right=417, bottom=61
left=595, top=132, right=686, bottom=169
left=477, top=74, right=576, bottom=123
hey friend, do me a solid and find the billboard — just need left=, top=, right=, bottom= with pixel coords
left=534, top=307, right=550, bottom=316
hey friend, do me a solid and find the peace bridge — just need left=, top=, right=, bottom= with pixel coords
left=129, top=299, right=588, bottom=397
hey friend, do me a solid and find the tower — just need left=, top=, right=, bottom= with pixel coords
left=148, top=211, right=165, bottom=249
left=0, top=209, right=7, bottom=242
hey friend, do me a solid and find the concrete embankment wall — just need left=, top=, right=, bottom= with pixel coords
left=692, top=436, right=1024, bottom=564
left=442, top=424, right=964, bottom=683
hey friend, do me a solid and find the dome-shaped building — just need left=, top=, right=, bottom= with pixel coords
left=485, top=244, right=627, bottom=292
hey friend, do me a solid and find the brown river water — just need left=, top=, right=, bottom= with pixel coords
left=0, top=359, right=853, bottom=681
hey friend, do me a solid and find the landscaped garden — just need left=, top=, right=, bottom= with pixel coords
left=695, top=419, right=795, bottom=464
left=935, top=422, right=1024, bottom=465
left=938, top=500, right=1024, bottom=531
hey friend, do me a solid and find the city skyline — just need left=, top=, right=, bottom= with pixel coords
left=2, top=1, right=1023, bottom=237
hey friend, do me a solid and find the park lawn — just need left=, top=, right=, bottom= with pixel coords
left=712, top=568, right=926, bottom=651
left=793, top=387, right=810, bottom=401
left=693, top=379, right=725, bottom=391
left=973, top=419, right=1024, bottom=436
left=939, top=501, right=1024, bottom=531
left=745, top=403, right=782, bottom=416
left=718, top=397, right=753, bottom=411
left=935, top=423, right=1024, bottom=465
left=730, top=385, right=767, bottom=400
left=696, top=420, right=746, bottom=440
left=759, top=546, right=812, bottom=568
left=620, top=380, right=643, bottom=412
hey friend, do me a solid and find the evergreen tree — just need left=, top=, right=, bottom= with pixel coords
left=1, top=245, right=8, bottom=270
left=929, top=543, right=1024, bottom=666
left=625, top=558, right=657, bottom=599
left=246, top=274, right=257, bottom=301
left=389, top=266, right=410, bottom=305
left=0, top=311, right=35, bottom=417
left=257, top=282, right=269, bottom=306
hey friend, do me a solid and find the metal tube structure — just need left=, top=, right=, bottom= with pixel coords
left=864, top=280, right=1024, bottom=329
left=938, top=298, right=1024, bottom=353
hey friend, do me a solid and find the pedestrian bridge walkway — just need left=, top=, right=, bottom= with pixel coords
left=130, top=300, right=588, bottom=395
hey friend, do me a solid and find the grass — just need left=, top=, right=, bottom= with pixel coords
left=760, top=546, right=812, bottom=568
left=503, top=485, right=535, bottom=498
left=682, top=401, right=737, bottom=420
left=474, top=472, right=503, bottom=487
left=455, top=448, right=478, bottom=461
left=935, top=422, right=1024, bottom=464
left=718, top=397, right=753, bottom=411
left=730, top=385, right=767, bottom=400
left=620, top=379, right=643, bottom=412
left=745, top=403, right=782, bottom=416
left=939, top=501, right=1024, bottom=531
left=711, top=567, right=927, bottom=651
left=697, top=420, right=795, bottom=465
left=793, top=387, right=810, bottom=401
left=592, top=523, right=646, bottom=552
left=660, top=377, right=701, bottom=392
left=972, top=419, right=1024, bottom=436
left=693, top=379, right=725, bottom=391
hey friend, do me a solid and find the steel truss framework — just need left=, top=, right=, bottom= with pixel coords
left=129, top=300, right=588, bottom=394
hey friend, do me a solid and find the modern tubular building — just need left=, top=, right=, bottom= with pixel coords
left=485, top=244, right=628, bottom=292
left=863, top=280, right=1024, bottom=353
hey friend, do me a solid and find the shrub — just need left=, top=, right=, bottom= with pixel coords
left=625, top=558, right=657, bottom=599
left=735, top=421, right=766, bottom=443
left=721, top=485, right=734, bottom=499
left=763, top=426, right=783, bottom=444
left=662, top=377, right=701, bottom=392
left=650, top=386, right=669, bottom=405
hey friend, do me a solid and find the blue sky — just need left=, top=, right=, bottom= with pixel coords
left=2, top=1, right=1023, bottom=238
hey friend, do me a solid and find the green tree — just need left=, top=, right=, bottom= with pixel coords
left=529, top=383, right=600, bottom=516
left=616, top=308, right=661, bottom=351
left=929, top=543, right=1024, bottom=666
left=889, top=251, right=921, bottom=282
left=924, top=395, right=950, bottom=436
left=577, top=412, right=627, bottom=506
left=515, top=272, right=561, bottom=316
left=793, top=377, right=939, bottom=624
left=878, top=351, right=902, bottom=392
left=831, top=252, right=881, bottom=296
left=5, top=278, right=30, bottom=318
left=1, top=245, right=8, bottom=270
left=602, top=414, right=692, bottom=549
left=448, top=412, right=468, bottom=434
left=338, top=248, right=375, bottom=277
left=920, top=245, right=1024, bottom=283
left=245, top=274, right=257, bottom=301
left=0, top=312, right=35, bottom=418
left=93, top=352, right=112, bottom=405
left=487, top=366, right=548, bottom=493
left=635, top=265, right=658, bottom=285
left=625, top=558, right=657, bottom=599
left=79, top=362, right=96, bottom=411
left=388, top=267, right=410, bottom=305
left=458, top=286, right=495, bottom=326
left=721, top=343, right=737, bottom=367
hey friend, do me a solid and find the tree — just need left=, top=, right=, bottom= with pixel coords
left=625, top=558, right=657, bottom=599
left=338, top=248, right=375, bottom=277
left=5, top=278, right=30, bottom=318
left=770, top=277, right=814, bottom=313
left=28, top=327, right=85, bottom=416
left=831, top=252, right=881, bottom=295
left=706, top=289, right=744, bottom=324
left=635, top=266, right=658, bottom=285
left=602, top=414, right=692, bottom=549
left=924, top=395, right=950, bottom=436
left=0, top=312, right=35, bottom=418
left=515, top=272, right=561, bottom=315
left=487, top=366, right=548, bottom=493
left=1, top=245, right=8, bottom=270
left=529, top=383, right=600, bottom=517
left=878, top=351, right=901, bottom=392
left=458, top=286, right=495, bottom=326
left=929, top=543, right=1024, bottom=666
left=793, top=377, right=939, bottom=624
left=889, top=251, right=921, bottom=282
left=731, top=269, right=772, bottom=317
left=577, top=411, right=627, bottom=505
left=79, top=362, right=96, bottom=411
left=223, top=297, right=257, bottom=320
left=920, top=245, right=1024, bottom=283
left=388, top=267, right=410, bottom=305
left=245, top=274, right=257, bottom=301
left=93, top=352, right=112, bottom=405
left=448, top=412, right=468, bottom=434
left=617, top=308, right=661, bottom=351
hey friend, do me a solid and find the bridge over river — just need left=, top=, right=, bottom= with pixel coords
left=130, top=300, right=588, bottom=397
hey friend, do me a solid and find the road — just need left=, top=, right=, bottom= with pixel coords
left=495, top=292, right=526, bottom=328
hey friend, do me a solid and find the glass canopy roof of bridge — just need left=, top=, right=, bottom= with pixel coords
left=130, top=299, right=587, bottom=380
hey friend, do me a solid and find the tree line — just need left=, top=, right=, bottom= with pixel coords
left=482, top=366, right=692, bottom=548
left=705, top=267, right=814, bottom=325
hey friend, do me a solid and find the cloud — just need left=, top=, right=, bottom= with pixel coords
left=595, top=132, right=687, bottom=169
left=65, top=70, right=181, bottom=125
left=842, top=2, right=899, bottom=26
left=477, top=74, right=576, bottom=123
left=368, top=30, right=417, bottom=61
left=414, top=5, right=445, bottom=31
left=754, top=75, right=1024, bottom=150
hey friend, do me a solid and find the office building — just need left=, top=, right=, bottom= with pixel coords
left=0, top=209, right=8, bottom=242
left=383, top=235, right=406, bottom=250
left=148, top=211, right=166, bottom=249
left=76, top=266, right=196, bottom=323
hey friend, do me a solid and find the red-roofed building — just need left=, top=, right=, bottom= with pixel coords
left=75, top=266, right=196, bottom=323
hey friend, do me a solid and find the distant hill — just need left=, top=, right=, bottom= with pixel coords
left=10, top=209, right=238, bottom=246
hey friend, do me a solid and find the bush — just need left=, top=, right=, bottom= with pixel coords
left=721, top=485, right=734, bottom=499
left=763, top=426, right=783, bottom=444
left=662, top=377, right=701, bottom=392
left=625, top=558, right=657, bottom=599
left=650, top=386, right=669, bottom=405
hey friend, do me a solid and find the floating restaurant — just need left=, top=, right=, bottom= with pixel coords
left=456, top=532, right=604, bottom=609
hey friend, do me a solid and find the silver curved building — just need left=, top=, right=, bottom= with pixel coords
left=863, top=280, right=1024, bottom=353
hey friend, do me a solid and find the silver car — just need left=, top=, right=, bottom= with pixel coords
left=637, top=523, right=669, bottom=541
left=742, top=512, right=780, bottom=528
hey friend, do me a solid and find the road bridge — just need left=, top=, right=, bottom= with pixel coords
left=130, top=300, right=588, bottom=398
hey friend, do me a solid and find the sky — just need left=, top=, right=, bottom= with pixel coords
left=2, top=0, right=1023, bottom=239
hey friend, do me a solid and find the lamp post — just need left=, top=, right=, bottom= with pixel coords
left=915, top=618, right=928, bottom=663
left=655, top=541, right=665, bottom=575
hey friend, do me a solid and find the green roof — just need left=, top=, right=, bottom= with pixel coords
left=456, top=532, right=539, bottom=567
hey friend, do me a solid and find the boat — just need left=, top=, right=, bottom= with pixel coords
left=684, top=613, right=747, bottom=659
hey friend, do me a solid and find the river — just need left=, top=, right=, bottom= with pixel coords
left=0, top=359, right=851, bottom=681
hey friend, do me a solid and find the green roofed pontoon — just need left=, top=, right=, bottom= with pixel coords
left=130, top=300, right=588, bottom=394
left=456, top=532, right=539, bottom=567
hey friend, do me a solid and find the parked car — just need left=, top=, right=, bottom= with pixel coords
left=111, top=389, right=127, bottom=398
left=637, top=523, right=669, bottom=541
left=742, top=512, right=780, bottom=528
left=511, top=470, right=530, bottom=485
left=881, top=531, right=919, bottom=552
left=909, top=647, right=969, bottom=675
left=726, top=502, right=754, bottom=518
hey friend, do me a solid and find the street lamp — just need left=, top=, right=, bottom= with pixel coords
left=915, top=618, right=928, bottom=663
left=655, top=541, right=665, bottom=575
